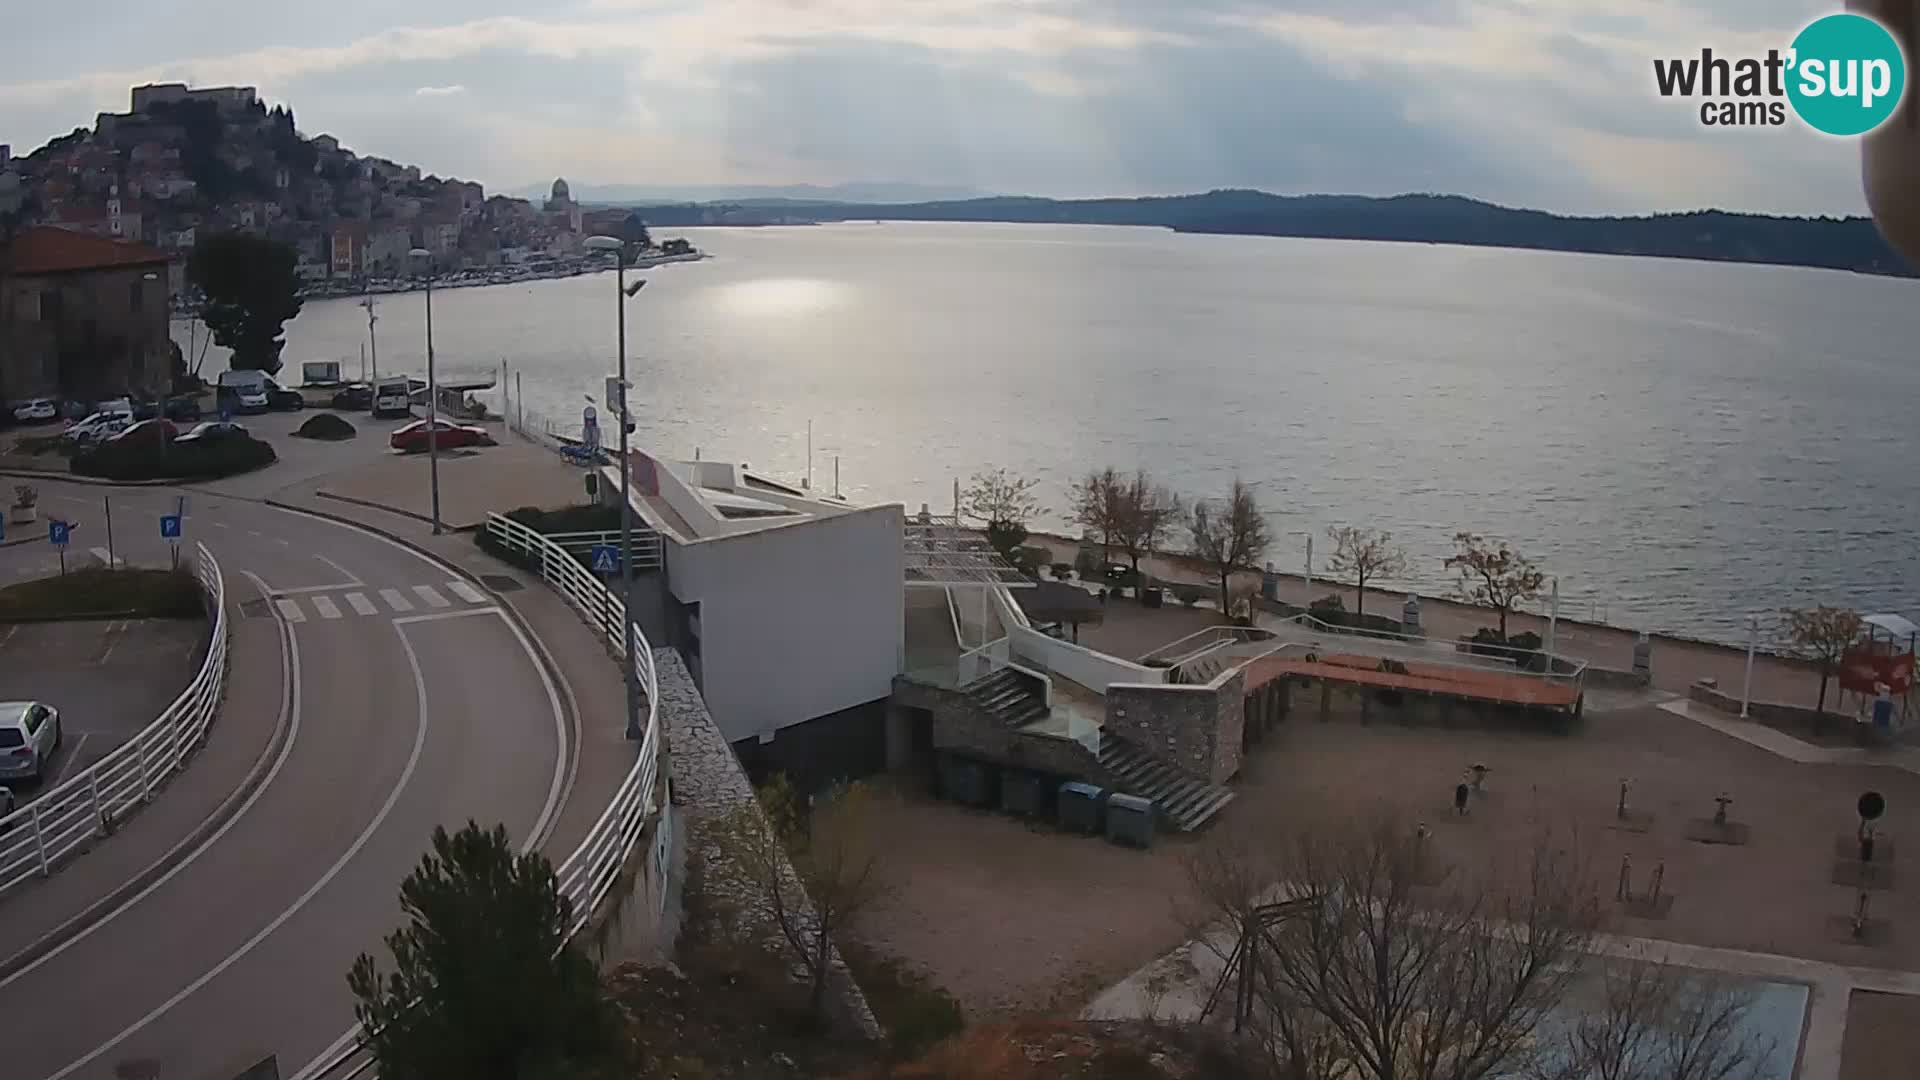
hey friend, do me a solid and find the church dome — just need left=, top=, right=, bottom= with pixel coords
left=550, top=177, right=571, bottom=203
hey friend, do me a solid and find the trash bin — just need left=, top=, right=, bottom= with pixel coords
left=1058, top=782, right=1107, bottom=834
left=1141, top=586, right=1164, bottom=609
left=1262, top=563, right=1279, bottom=601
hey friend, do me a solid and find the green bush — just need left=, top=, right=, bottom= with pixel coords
left=293, top=413, right=357, bottom=440
left=72, top=435, right=276, bottom=481
left=473, top=503, right=623, bottom=574
left=1174, top=585, right=1205, bottom=606
left=0, top=567, right=205, bottom=620
left=1050, top=562, right=1073, bottom=579
left=1310, top=594, right=1346, bottom=614
left=1073, top=548, right=1100, bottom=579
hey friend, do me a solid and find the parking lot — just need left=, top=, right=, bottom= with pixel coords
left=0, top=619, right=208, bottom=802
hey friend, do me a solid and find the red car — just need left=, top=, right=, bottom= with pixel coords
left=389, top=418, right=496, bottom=452
left=107, top=418, right=179, bottom=448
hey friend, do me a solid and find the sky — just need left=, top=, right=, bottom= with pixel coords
left=0, top=0, right=1879, bottom=215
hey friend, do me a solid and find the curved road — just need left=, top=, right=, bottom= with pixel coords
left=0, top=481, right=574, bottom=1080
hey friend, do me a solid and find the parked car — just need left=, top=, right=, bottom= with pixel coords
left=10, top=399, right=59, bottom=423
left=0, top=784, right=14, bottom=818
left=0, top=701, right=61, bottom=784
left=264, top=379, right=305, bottom=411
left=373, top=377, right=413, bottom=419
left=63, top=410, right=134, bottom=444
left=163, top=395, right=204, bottom=421
left=216, top=371, right=271, bottom=414
left=109, top=418, right=180, bottom=448
left=389, top=418, right=495, bottom=452
left=174, top=420, right=250, bottom=444
left=331, top=383, right=374, bottom=411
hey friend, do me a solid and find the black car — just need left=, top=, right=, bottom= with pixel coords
left=163, top=396, right=203, bottom=421
left=174, top=421, right=250, bottom=444
left=264, top=383, right=305, bottom=411
left=330, top=383, right=373, bottom=410
left=130, top=399, right=160, bottom=420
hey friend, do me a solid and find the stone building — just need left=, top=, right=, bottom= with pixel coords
left=0, top=226, right=173, bottom=402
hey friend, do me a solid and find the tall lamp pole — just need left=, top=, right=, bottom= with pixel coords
left=408, top=248, right=442, bottom=534
left=586, top=234, right=647, bottom=740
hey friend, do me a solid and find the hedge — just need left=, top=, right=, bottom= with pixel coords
left=293, top=413, right=357, bottom=440
left=0, top=567, right=205, bottom=620
left=473, top=503, right=624, bottom=574
left=72, top=435, right=277, bottom=481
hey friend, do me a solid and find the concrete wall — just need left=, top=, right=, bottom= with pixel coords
left=665, top=504, right=905, bottom=744
left=895, top=675, right=1098, bottom=780
left=1688, top=679, right=1853, bottom=731
left=1105, top=668, right=1247, bottom=785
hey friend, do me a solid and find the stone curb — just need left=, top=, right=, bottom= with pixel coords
left=0, top=589, right=274, bottom=983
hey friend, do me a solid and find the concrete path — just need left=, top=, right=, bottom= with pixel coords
left=1659, top=698, right=1920, bottom=776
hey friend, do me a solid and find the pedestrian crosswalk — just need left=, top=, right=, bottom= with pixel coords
left=267, top=581, right=489, bottom=623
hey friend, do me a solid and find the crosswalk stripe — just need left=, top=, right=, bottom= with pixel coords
left=345, top=592, right=378, bottom=616
left=412, top=584, right=451, bottom=609
left=274, top=598, right=306, bottom=623
left=311, top=595, right=342, bottom=620
left=446, top=579, right=487, bottom=605
left=379, top=588, right=414, bottom=613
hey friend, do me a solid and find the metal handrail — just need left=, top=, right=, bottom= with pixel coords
left=0, top=543, right=227, bottom=896
left=304, top=516, right=665, bottom=1079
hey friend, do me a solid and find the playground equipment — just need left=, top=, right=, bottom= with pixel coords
left=1842, top=614, right=1917, bottom=731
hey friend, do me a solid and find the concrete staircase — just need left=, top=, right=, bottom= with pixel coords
left=1172, top=653, right=1228, bottom=685
left=965, top=668, right=1051, bottom=729
left=1097, top=735, right=1236, bottom=831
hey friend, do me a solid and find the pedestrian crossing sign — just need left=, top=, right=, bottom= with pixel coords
left=590, top=544, right=620, bottom=574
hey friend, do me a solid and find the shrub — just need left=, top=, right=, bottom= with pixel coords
left=1174, top=585, right=1205, bottom=606
left=474, top=503, right=625, bottom=574
left=0, top=567, right=204, bottom=619
left=71, top=435, right=276, bottom=481
left=1310, top=594, right=1346, bottom=614
left=1073, top=548, right=1100, bottom=579
left=1050, top=562, right=1073, bottom=580
left=293, top=413, right=357, bottom=440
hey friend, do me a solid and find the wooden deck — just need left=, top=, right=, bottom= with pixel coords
left=1244, top=652, right=1581, bottom=710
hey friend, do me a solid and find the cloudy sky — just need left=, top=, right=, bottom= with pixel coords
left=0, top=0, right=1875, bottom=215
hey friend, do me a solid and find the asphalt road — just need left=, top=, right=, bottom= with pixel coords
left=0, top=479, right=573, bottom=1080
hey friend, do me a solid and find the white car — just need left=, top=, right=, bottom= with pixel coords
left=0, top=701, right=61, bottom=784
left=10, top=399, right=58, bottom=423
left=63, top=410, right=133, bottom=444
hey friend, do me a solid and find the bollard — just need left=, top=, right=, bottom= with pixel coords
left=1454, top=782, right=1471, bottom=817
left=1648, top=860, right=1666, bottom=903
left=1617, top=778, right=1631, bottom=820
left=1616, top=854, right=1633, bottom=902
left=1714, top=793, right=1732, bottom=827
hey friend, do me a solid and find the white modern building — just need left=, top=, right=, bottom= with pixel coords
left=599, top=452, right=905, bottom=784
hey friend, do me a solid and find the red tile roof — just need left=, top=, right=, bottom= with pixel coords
left=0, top=225, right=170, bottom=275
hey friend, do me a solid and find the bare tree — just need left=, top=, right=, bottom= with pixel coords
left=1113, top=470, right=1184, bottom=582
left=1068, top=467, right=1124, bottom=563
left=1192, top=479, right=1273, bottom=616
left=959, top=467, right=1042, bottom=561
left=1530, top=954, right=1773, bottom=1080
left=709, top=776, right=892, bottom=1018
left=1187, top=815, right=1600, bottom=1080
left=1444, top=531, right=1546, bottom=639
left=1781, top=605, right=1863, bottom=717
left=1325, top=526, right=1409, bottom=622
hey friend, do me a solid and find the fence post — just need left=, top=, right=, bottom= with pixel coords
left=30, top=802, right=50, bottom=877
left=90, top=769, right=107, bottom=836
left=135, top=733, right=153, bottom=801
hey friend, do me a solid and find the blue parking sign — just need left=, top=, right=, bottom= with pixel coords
left=590, top=544, right=620, bottom=574
left=48, top=520, right=69, bottom=547
left=160, top=514, right=182, bottom=539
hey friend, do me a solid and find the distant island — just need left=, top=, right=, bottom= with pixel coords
left=624, top=189, right=1915, bottom=278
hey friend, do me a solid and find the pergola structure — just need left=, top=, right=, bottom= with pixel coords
left=902, top=511, right=1032, bottom=588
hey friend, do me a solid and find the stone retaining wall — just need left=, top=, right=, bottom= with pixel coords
left=657, top=649, right=882, bottom=1041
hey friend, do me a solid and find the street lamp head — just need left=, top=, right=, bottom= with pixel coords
left=584, top=235, right=624, bottom=252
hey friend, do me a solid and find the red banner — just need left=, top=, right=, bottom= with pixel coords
left=1840, top=647, right=1915, bottom=695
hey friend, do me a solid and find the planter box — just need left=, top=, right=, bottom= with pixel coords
left=8, top=506, right=37, bottom=525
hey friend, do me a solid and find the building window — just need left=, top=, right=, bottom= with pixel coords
left=129, top=279, right=143, bottom=313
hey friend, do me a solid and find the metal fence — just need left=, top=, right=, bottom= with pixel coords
left=542, top=529, right=664, bottom=571
left=302, top=514, right=663, bottom=1080
left=0, top=542, right=227, bottom=896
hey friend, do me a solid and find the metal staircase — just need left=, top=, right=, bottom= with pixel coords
left=1097, top=735, right=1236, bottom=831
left=965, top=668, right=1051, bottom=729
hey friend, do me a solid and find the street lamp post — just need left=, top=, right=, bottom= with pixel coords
left=1741, top=613, right=1760, bottom=719
left=585, top=234, right=647, bottom=741
left=408, top=249, right=442, bottom=535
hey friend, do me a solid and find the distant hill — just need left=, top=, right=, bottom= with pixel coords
left=631, top=190, right=1915, bottom=278
left=520, top=180, right=993, bottom=206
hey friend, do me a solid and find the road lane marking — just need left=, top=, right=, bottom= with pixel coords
left=344, top=592, right=378, bottom=616
left=446, top=579, right=487, bottom=604
left=89, top=546, right=123, bottom=568
left=94, top=621, right=126, bottom=665
left=412, top=584, right=451, bottom=609
left=310, top=595, right=342, bottom=620
left=393, top=607, right=502, bottom=625
left=44, top=614, right=429, bottom=1080
left=314, top=554, right=361, bottom=585
left=209, top=521, right=228, bottom=529
left=0, top=569, right=302, bottom=991
left=379, top=588, right=414, bottom=612
left=274, top=598, right=305, bottom=623
left=0, top=625, right=17, bottom=649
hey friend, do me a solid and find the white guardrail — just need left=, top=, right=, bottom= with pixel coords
left=0, top=542, right=227, bottom=896
left=308, top=514, right=663, bottom=1080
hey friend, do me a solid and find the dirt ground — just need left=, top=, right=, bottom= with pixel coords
left=1838, top=990, right=1920, bottom=1080
left=856, top=698, right=1920, bottom=1020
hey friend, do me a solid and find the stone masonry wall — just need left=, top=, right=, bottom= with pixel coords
left=1105, top=667, right=1247, bottom=785
left=658, top=649, right=882, bottom=1041
left=894, top=675, right=1098, bottom=778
